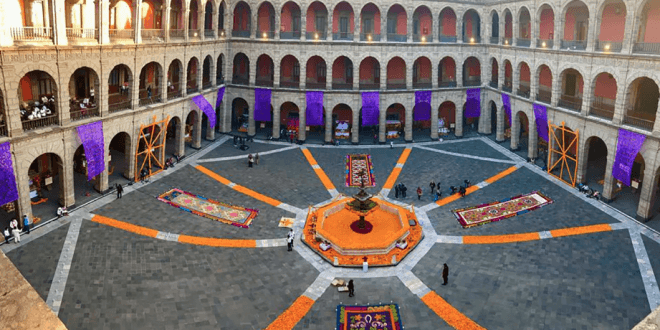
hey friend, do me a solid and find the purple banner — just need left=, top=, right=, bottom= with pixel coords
left=533, top=103, right=548, bottom=142
left=306, top=91, right=324, bottom=126
left=254, top=88, right=272, bottom=122
left=361, top=92, right=379, bottom=126
left=76, top=121, right=105, bottom=181
left=613, top=129, right=646, bottom=186
left=465, top=88, right=481, bottom=118
left=502, top=93, right=511, bottom=126
left=414, top=90, right=432, bottom=121
left=0, top=142, right=19, bottom=206
left=192, top=95, right=216, bottom=129
left=216, top=86, right=225, bottom=109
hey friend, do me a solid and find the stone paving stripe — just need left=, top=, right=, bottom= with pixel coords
left=301, top=148, right=336, bottom=192
left=415, top=144, right=518, bottom=164
left=264, top=295, right=316, bottom=330
left=479, top=136, right=526, bottom=162
left=549, top=223, right=612, bottom=238
left=630, top=230, right=660, bottom=310
left=255, top=238, right=287, bottom=247
left=91, top=215, right=159, bottom=237
left=196, top=145, right=298, bottom=163
left=463, top=232, right=541, bottom=244
left=382, top=147, right=412, bottom=190
left=195, top=165, right=283, bottom=207
left=398, top=271, right=431, bottom=297
left=46, top=215, right=84, bottom=316
left=538, top=231, right=553, bottom=239
left=436, top=235, right=464, bottom=244
left=421, top=291, right=487, bottom=330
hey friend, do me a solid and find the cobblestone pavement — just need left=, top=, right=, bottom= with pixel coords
left=4, top=136, right=660, bottom=329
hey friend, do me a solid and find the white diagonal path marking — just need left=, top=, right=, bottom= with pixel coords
left=196, top=145, right=299, bottom=163
left=629, top=229, right=660, bottom=310
left=397, top=271, right=431, bottom=298
left=302, top=271, right=335, bottom=300
left=479, top=136, right=526, bottom=162
left=415, top=144, right=518, bottom=164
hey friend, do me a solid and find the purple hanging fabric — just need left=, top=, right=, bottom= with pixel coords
left=254, top=88, right=272, bottom=122
left=533, top=103, right=548, bottom=142
left=76, top=121, right=105, bottom=181
left=502, top=94, right=511, bottom=126
left=464, top=88, right=481, bottom=118
left=216, top=86, right=225, bottom=109
left=613, top=129, right=646, bottom=186
left=192, top=95, right=216, bottom=128
left=361, top=92, right=379, bottom=126
left=414, top=91, right=432, bottom=121
left=0, top=142, right=19, bottom=206
left=306, top=91, right=324, bottom=126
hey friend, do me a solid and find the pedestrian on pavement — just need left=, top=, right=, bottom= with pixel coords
left=248, top=154, right=254, bottom=168
left=290, top=133, right=295, bottom=144
left=450, top=186, right=457, bottom=195
left=10, top=219, right=20, bottom=243
left=116, top=183, right=123, bottom=199
left=394, top=184, right=400, bottom=198
left=401, top=184, right=407, bottom=198
left=417, top=187, right=422, bottom=200
left=3, top=227, right=10, bottom=244
left=442, top=264, right=449, bottom=285
left=22, top=215, right=30, bottom=234
left=434, top=190, right=442, bottom=202
left=464, top=180, right=471, bottom=188
left=287, top=229, right=295, bottom=251
left=390, top=141, right=394, bottom=149
left=430, top=180, right=436, bottom=194
left=348, top=280, right=355, bottom=297
left=459, top=186, right=466, bottom=197
left=255, top=153, right=260, bottom=165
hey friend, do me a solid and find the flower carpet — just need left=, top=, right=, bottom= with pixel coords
left=452, top=191, right=553, bottom=228
left=337, top=303, right=402, bottom=330
left=346, top=154, right=376, bottom=187
left=157, top=188, right=258, bottom=228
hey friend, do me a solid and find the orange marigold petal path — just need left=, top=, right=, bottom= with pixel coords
left=383, top=148, right=412, bottom=189
left=92, top=215, right=159, bottom=238
left=436, top=165, right=520, bottom=206
left=421, top=291, right=486, bottom=330
left=195, top=165, right=283, bottom=207
left=301, top=148, right=336, bottom=191
left=265, top=295, right=315, bottom=330
left=463, top=232, right=540, bottom=244
left=550, top=223, right=612, bottom=238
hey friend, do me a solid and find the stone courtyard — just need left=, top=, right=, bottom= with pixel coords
left=3, top=135, right=660, bottom=330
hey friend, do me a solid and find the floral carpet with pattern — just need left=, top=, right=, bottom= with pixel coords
left=337, top=303, right=402, bottom=330
left=346, top=154, right=376, bottom=187
left=452, top=191, right=553, bottom=228
left=157, top=188, right=258, bottom=228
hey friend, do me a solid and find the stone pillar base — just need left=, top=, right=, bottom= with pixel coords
left=636, top=214, right=652, bottom=223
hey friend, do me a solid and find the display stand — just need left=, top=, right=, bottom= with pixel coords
left=386, top=120, right=401, bottom=139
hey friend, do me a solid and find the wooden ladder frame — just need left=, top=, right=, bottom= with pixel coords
left=547, top=121, right=579, bottom=187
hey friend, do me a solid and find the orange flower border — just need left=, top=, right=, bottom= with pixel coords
left=265, top=295, right=315, bottom=330
left=421, top=291, right=486, bottom=330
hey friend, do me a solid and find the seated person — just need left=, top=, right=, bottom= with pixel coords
left=57, top=207, right=69, bottom=217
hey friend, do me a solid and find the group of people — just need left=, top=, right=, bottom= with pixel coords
left=247, top=153, right=260, bottom=167
left=3, top=215, right=31, bottom=244
left=396, top=179, right=472, bottom=201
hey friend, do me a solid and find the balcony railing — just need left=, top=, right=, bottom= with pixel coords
left=413, top=81, right=432, bottom=89
left=387, top=82, right=407, bottom=90
left=359, top=82, right=380, bottom=90
left=536, top=38, right=553, bottom=49
left=502, top=37, right=512, bottom=45
left=306, top=31, right=326, bottom=40
left=516, top=38, right=531, bottom=47
left=11, top=27, right=53, bottom=42
left=232, top=30, right=250, bottom=38
left=167, top=90, right=182, bottom=100
left=536, top=91, right=552, bottom=104
left=187, top=86, right=199, bottom=94
left=109, top=29, right=134, bottom=40
left=595, top=40, right=622, bottom=52
left=633, top=42, right=660, bottom=55
left=65, top=28, right=98, bottom=40
left=259, top=31, right=276, bottom=39
left=188, top=30, right=201, bottom=38
left=489, top=81, right=498, bottom=89
left=141, top=29, right=164, bottom=42
left=255, top=79, right=274, bottom=87
left=589, top=97, right=615, bottom=120
left=22, top=115, right=58, bottom=131
left=170, top=29, right=185, bottom=39
left=139, top=94, right=161, bottom=106
left=560, top=39, right=587, bottom=50
left=216, top=77, right=225, bottom=85
left=623, top=112, right=655, bottom=131
left=439, top=35, right=457, bottom=43
left=360, top=33, right=380, bottom=42
left=387, top=33, right=407, bottom=42
left=108, top=99, right=132, bottom=113
left=502, top=84, right=512, bottom=93
left=280, top=31, right=301, bottom=40
left=558, top=95, right=582, bottom=111
left=413, top=34, right=432, bottom=42
left=205, top=29, right=215, bottom=38
left=332, top=82, right=353, bottom=90
left=202, top=81, right=213, bottom=89
left=306, top=81, right=326, bottom=89
left=332, top=32, right=354, bottom=41
left=490, top=36, right=499, bottom=44
left=233, top=76, right=249, bottom=85
left=463, top=79, right=481, bottom=87
left=463, top=35, right=480, bottom=43
left=0, top=124, right=6, bottom=137
left=516, top=88, right=530, bottom=98
left=70, top=106, right=99, bottom=121
left=438, top=81, right=457, bottom=88
left=280, top=80, right=300, bottom=88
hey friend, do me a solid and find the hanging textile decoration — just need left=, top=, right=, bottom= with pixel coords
left=533, top=103, right=548, bottom=142
left=306, top=91, right=324, bottom=126
left=414, top=91, right=432, bottom=121
left=192, top=95, right=216, bottom=129
left=464, top=88, right=481, bottom=118
left=502, top=93, right=511, bottom=126
left=612, top=129, right=646, bottom=186
left=361, top=91, right=379, bottom=126
left=254, top=88, right=272, bottom=122
left=216, top=86, right=225, bottom=110
left=0, top=142, right=19, bottom=206
left=76, top=121, right=105, bottom=181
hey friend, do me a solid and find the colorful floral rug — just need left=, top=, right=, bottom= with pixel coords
left=157, top=188, right=258, bottom=228
left=337, top=303, right=402, bottom=330
left=453, top=191, right=553, bottom=228
left=346, top=154, right=376, bottom=187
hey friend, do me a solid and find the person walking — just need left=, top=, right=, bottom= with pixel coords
left=464, top=180, right=471, bottom=188
left=416, top=187, right=422, bottom=200
left=3, top=227, right=10, bottom=244
left=434, top=190, right=442, bottom=202
left=287, top=229, right=295, bottom=251
left=401, top=184, right=407, bottom=198
left=390, top=141, right=394, bottom=149
left=255, top=153, right=259, bottom=165
left=430, top=181, right=436, bottom=194
left=22, top=215, right=30, bottom=234
left=394, top=184, right=400, bottom=198
left=248, top=154, right=254, bottom=168
left=442, top=264, right=449, bottom=285
left=116, top=183, right=123, bottom=199
left=10, top=219, right=20, bottom=243
left=459, top=186, right=466, bottom=197
left=347, top=280, right=355, bottom=297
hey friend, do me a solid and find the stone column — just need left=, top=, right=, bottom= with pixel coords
left=405, top=94, right=413, bottom=142
left=653, top=98, right=660, bottom=136
left=622, top=13, right=636, bottom=54
left=247, top=95, right=256, bottom=136
left=61, top=155, right=75, bottom=207
left=380, top=64, right=387, bottom=90
left=192, top=110, right=202, bottom=148
left=298, top=97, right=307, bottom=141
left=0, top=0, right=13, bottom=46
left=52, top=0, right=68, bottom=45
left=432, top=13, right=439, bottom=44
left=324, top=106, right=332, bottom=143
left=300, top=9, right=306, bottom=41
left=131, top=76, right=140, bottom=109
left=601, top=144, right=618, bottom=202
left=530, top=13, right=537, bottom=49
left=612, top=81, right=627, bottom=125
left=512, top=64, right=520, bottom=95
left=478, top=90, right=489, bottom=134
left=272, top=95, right=280, bottom=139
left=300, top=61, right=306, bottom=89
left=198, top=9, right=204, bottom=40
left=432, top=59, right=439, bottom=89
left=456, top=14, right=463, bottom=43
left=133, top=0, right=142, bottom=43
left=551, top=72, right=561, bottom=107
left=174, top=118, right=184, bottom=157
left=219, top=94, right=230, bottom=133
left=430, top=93, right=439, bottom=140
left=379, top=96, right=386, bottom=143
left=585, top=4, right=597, bottom=52
left=14, top=153, right=33, bottom=219
left=407, top=7, right=413, bottom=43
left=498, top=60, right=505, bottom=90
left=636, top=157, right=659, bottom=221
left=381, top=14, right=387, bottom=42
left=327, top=9, right=332, bottom=41
left=94, top=159, right=109, bottom=193
left=181, top=58, right=188, bottom=97
left=164, top=3, right=171, bottom=42
left=456, top=61, right=463, bottom=88
left=455, top=96, right=464, bottom=137
left=553, top=17, right=562, bottom=50
left=406, top=63, right=413, bottom=90
left=581, top=78, right=592, bottom=115
left=184, top=9, right=190, bottom=42
left=575, top=133, right=589, bottom=183
left=99, top=0, right=110, bottom=44
left=325, top=63, right=332, bottom=90
left=126, top=134, right=136, bottom=180
left=496, top=100, right=505, bottom=141
left=249, top=56, right=256, bottom=86
left=510, top=108, right=520, bottom=149
left=351, top=99, right=360, bottom=144
left=512, top=12, right=519, bottom=46
left=527, top=114, right=538, bottom=159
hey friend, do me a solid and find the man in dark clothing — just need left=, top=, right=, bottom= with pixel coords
left=430, top=181, right=436, bottom=194
left=401, top=184, right=407, bottom=198
left=464, top=180, right=471, bottom=188
left=116, top=184, right=123, bottom=199
left=442, top=264, right=449, bottom=285
left=23, top=215, right=30, bottom=234
left=459, top=186, right=466, bottom=197
left=450, top=186, right=457, bottom=195
left=348, top=280, right=355, bottom=297
left=394, top=184, right=400, bottom=198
